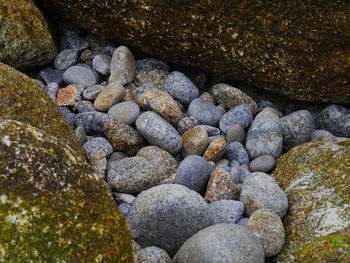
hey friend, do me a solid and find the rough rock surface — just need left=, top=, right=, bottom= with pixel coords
left=0, top=119, right=132, bottom=262
left=0, top=0, right=57, bottom=70
left=272, top=141, right=350, bottom=262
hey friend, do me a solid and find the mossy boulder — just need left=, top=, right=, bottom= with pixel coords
left=40, top=0, right=349, bottom=103
left=0, top=0, right=57, bottom=70
left=0, top=62, right=84, bottom=161
left=0, top=119, right=132, bottom=262
left=271, top=141, right=350, bottom=262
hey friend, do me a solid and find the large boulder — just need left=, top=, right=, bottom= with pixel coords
left=272, top=141, right=350, bottom=262
left=0, top=62, right=84, bottom=160
left=0, top=119, right=132, bottom=262
left=0, top=0, right=57, bottom=70
left=40, top=0, right=349, bottom=103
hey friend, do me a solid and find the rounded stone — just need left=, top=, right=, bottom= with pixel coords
left=82, top=85, right=104, bottom=101
left=196, top=125, right=221, bottom=136
left=126, top=184, right=211, bottom=257
left=136, top=111, right=182, bottom=155
left=315, top=104, right=350, bottom=137
left=188, top=98, right=223, bottom=126
left=118, top=203, right=132, bottom=218
left=92, top=54, right=111, bottom=75
left=76, top=100, right=96, bottom=113
left=237, top=218, right=249, bottom=226
left=247, top=208, right=285, bottom=257
left=172, top=224, right=264, bottom=263
left=94, top=82, right=126, bottom=112
left=63, top=65, right=97, bottom=88
left=135, top=58, right=169, bottom=75
left=107, top=156, right=159, bottom=193
left=240, top=172, right=288, bottom=218
left=109, top=46, right=136, bottom=85
left=75, top=112, right=115, bottom=135
left=219, top=104, right=253, bottom=133
left=54, top=49, right=78, bottom=71
left=225, top=142, right=250, bottom=165
left=203, top=137, right=227, bottom=162
left=249, top=155, right=276, bottom=173
left=175, top=155, right=213, bottom=195
left=163, top=71, right=199, bottom=105
left=226, top=124, right=246, bottom=144
left=74, top=126, right=87, bottom=145
left=209, top=200, right=245, bottom=224
left=177, top=116, right=199, bottom=135
left=82, top=137, right=113, bottom=161
left=280, top=110, right=314, bottom=151
left=310, top=129, right=337, bottom=142
left=181, top=126, right=209, bottom=158
left=199, top=92, right=216, bottom=104
left=246, top=107, right=283, bottom=159
left=134, top=69, right=168, bottom=89
left=133, top=246, right=171, bottom=263
left=107, top=101, right=140, bottom=125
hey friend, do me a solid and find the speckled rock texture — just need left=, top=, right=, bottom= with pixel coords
left=181, top=126, right=208, bottom=158
left=172, top=224, right=265, bottom=263
left=39, top=0, right=350, bottom=103
left=0, top=0, right=57, bottom=70
left=203, top=137, right=226, bottom=162
left=0, top=62, right=85, bottom=160
left=188, top=98, right=223, bottom=126
left=208, top=200, right=245, bottom=225
left=133, top=246, right=171, bottom=263
left=272, top=141, right=350, bottom=262
left=126, top=184, right=211, bottom=257
left=0, top=119, right=132, bottom=262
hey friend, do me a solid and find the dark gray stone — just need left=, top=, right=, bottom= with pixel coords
left=54, top=49, right=78, bottom=71
left=177, top=116, right=199, bottom=135
left=249, top=155, right=275, bottom=173
left=82, top=85, right=104, bottom=100
left=163, top=71, right=199, bottom=105
left=75, top=112, right=115, bottom=134
left=60, top=107, right=76, bottom=129
left=82, top=137, right=113, bottom=161
left=209, top=200, right=245, bottom=225
left=195, top=125, right=221, bottom=136
left=107, top=101, right=140, bottom=125
left=225, top=142, right=249, bottom=165
left=60, top=30, right=89, bottom=52
left=230, top=166, right=242, bottom=184
left=240, top=172, right=288, bottom=218
left=74, top=126, right=87, bottom=145
left=219, top=104, right=253, bottom=133
left=63, top=65, right=98, bottom=88
left=172, top=224, right=264, bottom=263
left=315, top=104, right=350, bottom=137
left=175, top=155, right=213, bottom=195
left=92, top=54, right=111, bottom=75
left=126, top=184, right=211, bottom=257
left=281, top=110, right=314, bottom=151
left=118, top=203, right=131, bottom=218
left=136, top=111, right=182, bottom=155
left=44, top=82, right=59, bottom=101
left=257, top=99, right=277, bottom=112
left=76, top=100, right=96, bottom=113
left=135, top=58, right=169, bottom=75
left=188, top=98, right=223, bottom=126
left=39, top=67, right=64, bottom=86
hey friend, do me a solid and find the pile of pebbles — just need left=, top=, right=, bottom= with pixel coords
left=32, top=19, right=350, bottom=262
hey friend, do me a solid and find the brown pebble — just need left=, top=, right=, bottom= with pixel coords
left=203, top=138, right=227, bottom=162
left=181, top=126, right=208, bottom=158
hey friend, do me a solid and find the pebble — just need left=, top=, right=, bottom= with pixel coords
left=39, top=67, right=64, bottom=86
left=60, top=30, right=89, bottom=52
left=108, top=152, right=128, bottom=163
left=54, top=49, right=78, bottom=71
left=136, top=111, right=182, bottom=155
left=199, top=91, right=215, bottom=104
left=44, top=82, right=59, bottom=101
left=89, top=152, right=107, bottom=180
left=226, top=124, right=245, bottom=144
left=135, top=58, right=169, bottom=75
left=75, top=112, right=115, bottom=134
left=280, top=110, right=314, bottom=151
left=82, top=85, right=104, bottom=100
left=181, top=126, right=208, bottom=158
left=56, top=84, right=83, bottom=106
left=113, top=192, right=136, bottom=205
left=126, top=184, right=211, bottom=257
left=74, top=126, right=87, bottom=145
left=203, top=137, right=226, bottom=162
left=94, top=82, right=125, bottom=112
left=109, top=46, right=136, bottom=85
left=172, top=224, right=264, bottom=263
left=196, top=125, right=221, bottom=136
left=249, top=155, right=275, bottom=173
left=134, top=69, right=168, bottom=89
left=60, top=107, right=76, bottom=129
left=106, top=156, right=158, bottom=193
left=133, top=246, right=171, bottom=263
left=209, top=200, right=245, bottom=224
left=107, top=101, right=140, bottom=125
left=237, top=218, right=249, bottom=226
left=246, top=107, right=283, bottom=159
left=219, top=104, right=253, bottom=133
left=63, top=65, right=97, bottom=88
left=210, top=83, right=258, bottom=114
left=240, top=172, right=288, bottom=218
left=315, top=104, right=350, bottom=137
left=132, top=84, right=159, bottom=99
left=257, top=99, right=277, bottom=112
left=177, top=116, right=199, bottom=135
left=247, top=208, right=285, bottom=257
left=205, top=168, right=240, bottom=203
left=92, top=54, right=111, bottom=75
left=137, top=146, right=178, bottom=181
left=208, top=135, right=225, bottom=144
left=175, top=155, right=213, bottom=195
left=225, top=142, right=250, bottom=165
left=104, top=120, right=144, bottom=156
left=136, top=89, right=183, bottom=126
left=229, top=166, right=242, bottom=184
left=118, top=203, right=131, bottom=218
left=188, top=98, right=223, bottom=126
left=310, top=129, right=337, bottom=142
left=76, top=100, right=96, bottom=113
left=163, top=71, right=199, bottom=105
left=82, top=137, right=113, bottom=161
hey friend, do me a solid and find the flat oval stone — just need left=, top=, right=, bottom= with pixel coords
left=181, top=126, right=208, bottom=158
left=219, top=104, right=253, bottom=133
left=136, top=111, right=182, bottom=155
left=188, top=98, right=223, bottom=126
left=107, top=101, right=140, bottom=125
left=63, top=65, right=97, bottom=88
left=249, top=155, right=275, bottom=173
left=94, top=82, right=126, bottom=112
left=109, top=46, right=136, bottom=85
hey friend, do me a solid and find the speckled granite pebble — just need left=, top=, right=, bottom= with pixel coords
left=94, top=82, right=125, bottom=112
left=61, top=30, right=88, bottom=52
left=135, top=69, right=168, bottom=89
left=196, top=125, right=221, bottom=137
left=82, top=85, right=104, bottom=100
left=188, top=98, right=223, bottom=126
left=177, top=116, right=199, bottom=135
left=181, top=126, right=208, bottom=158
left=75, top=112, right=115, bottom=134
left=225, top=142, right=249, bottom=165
left=76, top=100, right=96, bottom=113
left=249, top=155, right=275, bottom=173
left=316, top=104, right=350, bottom=137
left=135, top=58, right=169, bottom=75
left=219, top=104, right=253, bottom=133
left=82, top=137, right=113, bottom=161
left=107, top=101, right=140, bottom=125
left=133, top=246, right=171, bottom=263
left=44, top=82, right=59, bottom=101
left=92, top=54, right=111, bottom=75
left=209, top=200, right=245, bottom=224
left=226, top=124, right=245, bottom=143
left=109, top=46, right=135, bottom=85
left=60, top=107, right=76, bottom=129
left=203, top=137, right=226, bottom=162
left=54, top=49, right=77, bottom=71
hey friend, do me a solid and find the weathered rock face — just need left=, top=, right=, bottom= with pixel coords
left=0, top=120, right=132, bottom=262
left=0, top=0, right=57, bottom=70
left=272, top=141, right=350, bottom=262
left=0, top=62, right=85, bottom=161
left=40, top=0, right=349, bottom=103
